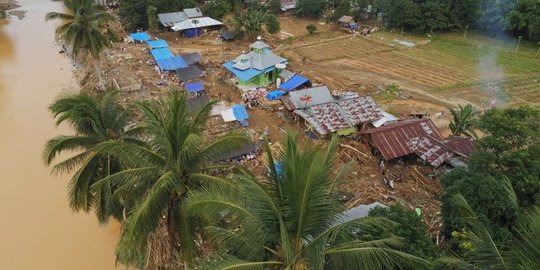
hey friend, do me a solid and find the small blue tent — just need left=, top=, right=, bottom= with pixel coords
left=130, top=32, right=151, bottom=42
left=151, top=48, right=173, bottom=61
left=185, top=81, right=204, bottom=92
left=279, top=74, right=310, bottom=92
left=156, top=56, right=188, bottom=71
left=185, top=28, right=201, bottom=38
left=266, top=90, right=283, bottom=100
left=147, top=39, right=168, bottom=49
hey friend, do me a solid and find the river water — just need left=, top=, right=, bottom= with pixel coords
left=0, top=1, right=120, bottom=269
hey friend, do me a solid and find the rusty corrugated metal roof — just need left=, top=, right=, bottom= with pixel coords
left=408, top=135, right=455, bottom=167
left=360, top=119, right=443, bottom=160
left=442, top=136, right=477, bottom=157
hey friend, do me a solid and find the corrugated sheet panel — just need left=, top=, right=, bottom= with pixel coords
left=442, top=136, right=477, bottom=157
left=337, top=96, right=383, bottom=125
left=408, top=135, right=455, bottom=167
left=361, top=119, right=444, bottom=160
left=311, top=103, right=351, bottom=132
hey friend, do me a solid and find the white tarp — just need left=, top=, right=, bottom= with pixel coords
left=211, top=101, right=228, bottom=116
left=220, top=108, right=236, bottom=122
left=372, top=110, right=399, bottom=127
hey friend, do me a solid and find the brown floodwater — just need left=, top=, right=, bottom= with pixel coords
left=0, top=1, right=121, bottom=269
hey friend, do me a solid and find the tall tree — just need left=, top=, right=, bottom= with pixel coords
left=265, top=13, right=281, bottom=34
left=186, top=133, right=430, bottom=269
left=447, top=0, right=480, bottom=29
left=448, top=104, right=478, bottom=138
left=506, top=0, right=540, bottom=41
left=46, top=0, right=116, bottom=90
left=93, top=90, right=249, bottom=268
left=43, top=91, right=143, bottom=223
left=444, top=184, right=540, bottom=270
left=296, top=0, right=327, bottom=18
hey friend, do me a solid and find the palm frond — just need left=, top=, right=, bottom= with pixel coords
left=194, top=255, right=282, bottom=270
left=326, top=246, right=431, bottom=270
left=43, top=135, right=99, bottom=164
left=116, top=172, right=177, bottom=258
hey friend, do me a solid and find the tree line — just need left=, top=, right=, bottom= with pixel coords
left=300, top=0, right=540, bottom=41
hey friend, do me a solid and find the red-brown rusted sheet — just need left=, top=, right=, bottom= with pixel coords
left=360, top=119, right=444, bottom=160
left=408, top=135, right=455, bottom=167
left=442, top=136, right=477, bottom=157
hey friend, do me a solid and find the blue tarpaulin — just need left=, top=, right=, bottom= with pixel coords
left=156, top=56, right=188, bottom=71
left=185, top=81, right=204, bottom=92
left=151, top=48, right=173, bottom=60
left=349, top=23, right=359, bottom=30
left=147, top=39, right=168, bottom=49
left=232, top=104, right=249, bottom=120
left=275, top=162, right=283, bottom=176
left=279, top=74, right=310, bottom=92
left=185, top=28, right=201, bottom=38
left=130, top=32, right=151, bottom=42
left=266, top=90, right=283, bottom=100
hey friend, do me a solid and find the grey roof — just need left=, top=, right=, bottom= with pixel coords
left=338, top=15, right=354, bottom=24
left=172, top=17, right=223, bottom=31
left=216, top=143, right=257, bottom=161
left=287, top=86, right=334, bottom=109
left=181, top=52, right=202, bottom=65
left=183, top=8, right=203, bottom=18
left=232, top=51, right=287, bottom=71
left=158, top=12, right=188, bottom=27
left=187, top=95, right=210, bottom=113
left=221, top=31, right=234, bottom=40
left=249, top=41, right=270, bottom=49
left=279, top=69, right=295, bottom=80
left=334, top=202, right=387, bottom=225
left=176, top=66, right=204, bottom=81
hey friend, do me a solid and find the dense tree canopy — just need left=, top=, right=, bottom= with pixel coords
left=441, top=106, right=540, bottom=250
left=203, top=0, right=231, bottom=21
left=119, top=0, right=196, bottom=31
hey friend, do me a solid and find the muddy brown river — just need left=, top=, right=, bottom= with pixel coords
left=0, top=1, right=120, bottom=269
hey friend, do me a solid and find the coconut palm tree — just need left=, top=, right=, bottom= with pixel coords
left=92, top=90, right=250, bottom=268
left=449, top=104, right=478, bottom=139
left=45, top=0, right=116, bottom=89
left=185, top=133, right=431, bottom=269
left=445, top=181, right=540, bottom=270
left=43, top=90, right=144, bottom=223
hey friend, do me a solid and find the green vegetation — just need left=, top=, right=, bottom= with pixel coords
left=93, top=91, right=249, bottom=268
left=119, top=0, right=196, bottom=31
left=43, top=91, right=144, bottom=223
left=187, top=133, right=430, bottom=269
left=367, top=204, right=440, bottom=261
left=203, top=0, right=231, bottom=21
left=444, top=189, right=540, bottom=269
left=265, top=14, right=281, bottom=34
left=306, top=23, right=317, bottom=34
left=45, top=0, right=117, bottom=89
left=449, top=104, right=478, bottom=138
left=441, top=106, right=540, bottom=250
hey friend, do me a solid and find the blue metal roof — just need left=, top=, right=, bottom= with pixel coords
left=185, top=81, right=204, bottom=92
left=156, top=56, right=188, bottom=71
left=279, top=74, right=310, bottom=92
left=130, top=32, right=151, bottom=42
left=147, top=39, right=169, bottom=49
left=223, top=61, right=268, bottom=82
left=231, top=104, right=249, bottom=120
left=151, top=48, right=173, bottom=61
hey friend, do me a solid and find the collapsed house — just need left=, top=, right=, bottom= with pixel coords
left=337, top=15, right=359, bottom=31
left=224, top=37, right=288, bottom=87
left=280, top=0, right=297, bottom=11
left=360, top=119, right=476, bottom=167
left=159, top=8, right=223, bottom=37
left=282, top=86, right=386, bottom=135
